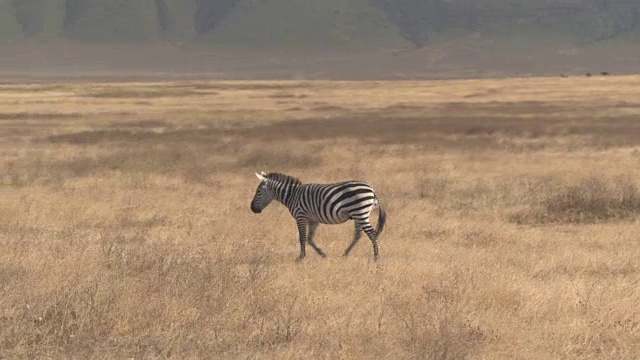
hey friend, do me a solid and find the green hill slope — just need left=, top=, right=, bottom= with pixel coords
left=0, top=0, right=21, bottom=38
left=372, top=0, right=640, bottom=46
left=63, top=0, right=159, bottom=41
left=202, top=0, right=409, bottom=49
left=162, top=0, right=197, bottom=38
left=0, top=0, right=638, bottom=49
left=2, top=0, right=65, bottom=38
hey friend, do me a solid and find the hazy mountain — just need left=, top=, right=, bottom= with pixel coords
left=1, top=0, right=639, bottom=79
left=1, top=0, right=638, bottom=46
left=372, top=0, right=640, bottom=46
left=0, top=0, right=22, bottom=38
left=200, top=0, right=407, bottom=48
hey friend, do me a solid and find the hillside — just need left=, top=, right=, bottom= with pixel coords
left=1, top=0, right=639, bottom=78
left=200, top=0, right=407, bottom=49
left=1, top=0, right=639, bottom=46
left=373, top=0, right=640, bottom=46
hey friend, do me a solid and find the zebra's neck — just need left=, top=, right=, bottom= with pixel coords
left=270, top=180, right=301, bottom=208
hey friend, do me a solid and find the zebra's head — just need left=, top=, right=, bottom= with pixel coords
left=251, top=171, right=274, bottom=214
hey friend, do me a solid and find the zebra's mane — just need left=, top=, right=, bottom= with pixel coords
left=266, top=172, right=302, bottom=185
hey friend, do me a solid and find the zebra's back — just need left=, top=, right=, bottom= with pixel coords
left=296, top=181, right=377, bottom=224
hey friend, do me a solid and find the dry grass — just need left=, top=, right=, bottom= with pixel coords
left=2, top=77, right=640, bottom=359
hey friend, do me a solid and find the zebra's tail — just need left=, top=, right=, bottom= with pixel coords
left=375, top=195, right=386, bottom=239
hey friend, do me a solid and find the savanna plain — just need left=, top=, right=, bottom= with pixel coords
left=2, top=76, right=640, bottom=359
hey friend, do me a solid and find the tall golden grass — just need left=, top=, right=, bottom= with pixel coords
left=2, top=77, right=640, bottom=359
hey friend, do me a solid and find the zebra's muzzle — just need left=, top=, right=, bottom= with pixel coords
left=251, top=204, right=262, bottom=214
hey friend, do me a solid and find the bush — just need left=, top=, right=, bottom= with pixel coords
left=513, top=176, right=640, bottom=224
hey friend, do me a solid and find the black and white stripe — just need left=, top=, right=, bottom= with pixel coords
left=250, top=172, right=386, bottom=260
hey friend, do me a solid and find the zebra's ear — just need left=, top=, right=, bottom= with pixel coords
left=260, top=171, right=267, bottom=176
left=255, top=172, right=266, bottom=181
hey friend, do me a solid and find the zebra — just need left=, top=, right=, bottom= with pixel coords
left=250, top=172, right=386, bottom=260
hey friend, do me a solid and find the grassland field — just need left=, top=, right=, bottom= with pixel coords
left=1, top=76, right=640, bottom=359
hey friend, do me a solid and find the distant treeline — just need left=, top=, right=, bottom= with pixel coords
left=1, top=0, right=638, bottom=46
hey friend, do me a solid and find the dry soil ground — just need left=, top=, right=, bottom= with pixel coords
left=1, top=77, right=640, bottom=359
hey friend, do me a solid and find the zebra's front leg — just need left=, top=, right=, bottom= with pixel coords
left=307, top=222, right=326, bottom=257
left=296, top=218, right=308, bottom=260
left=343, top=221, right=363, bottom=256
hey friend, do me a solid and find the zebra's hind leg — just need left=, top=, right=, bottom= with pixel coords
left=296, top=218, right=308, bottom=260
left=343, top=221, right=363, bottom=256
left=307, top=222, right=326, bottom=257
left=359, top=221, right=379, bottom=261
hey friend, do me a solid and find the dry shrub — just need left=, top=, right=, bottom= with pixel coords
left=310, top=103, right=347, bottom=112
left=269, top=92, right=309, bottom=99
left=85, top=87, right=202, bottom=98
left=0, top=232, right=274, bottom=359
left=0, top=112, right=82, bottom=120
left=455, top=228, right=500, bottom=248
left=4, top=154, right=53, bottom=187
left=239, top=148, right=322, bottom=170
left=61, top=151, right=186, bottom=177
left=416, top=175, right=560, bottom=216
left=47, top=130, right=145, bottom=145
left=12, top=147, right=225, bottom=185
left=108, top=120, right=172, bottom=129
left=182, top=82, right=305, bottom=91
left=389, top=271, right=489, bottom=360
left=418, top=177, right=452, bottom=203
left=513, top=176, right=640, bottom=224
left=46, top=126, right=244, bottom=148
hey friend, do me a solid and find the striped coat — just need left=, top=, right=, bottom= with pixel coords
left=251, top=172, right=386, bottom=260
